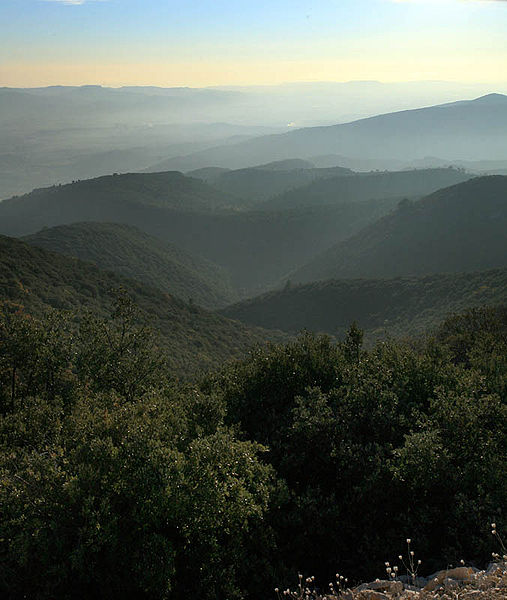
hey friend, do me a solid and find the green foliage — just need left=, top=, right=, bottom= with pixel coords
left=209, top=308, right=506, bottom=586
left=0, top=234, right=283, bottom=377
left=0, top=300, right=275, bottom=600
left=75, top=294, right=168, bottom=400
left=0, top=303, right=75, bottom=413
left=344, top=321, right=363, bottom=361
left=0, top=295, right=505, bottom=598
left=436, top=305, right=507, bottom=397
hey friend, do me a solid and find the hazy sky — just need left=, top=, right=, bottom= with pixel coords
left=1, top=0, right=506, bottom=87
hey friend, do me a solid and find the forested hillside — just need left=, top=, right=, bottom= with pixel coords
left=222, top=269, right=507, bottom=338
left=186, top=166, right=232, bottom=182
left=24, top=222, right=237, bottom=308
left=194, top=161, right=354, bottom=204
left=0, top=171, right=237, bottom=236
left=4, top=1, right=507, bottom=597
left=0, top=235, right=282, bottom=375
left=0, top=174, right=399, bottom=291
left=293, top=176, right=507, bottom=283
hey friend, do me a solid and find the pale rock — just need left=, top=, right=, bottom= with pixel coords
left=442, top=577, right=461, bottom=589
left=357, top=592, right=389, bottom=600
left=355, top=579, right=403, bottom=594
left=423, top=566, right=474, bottom=591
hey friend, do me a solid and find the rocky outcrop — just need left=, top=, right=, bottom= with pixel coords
left=281, top=561, right=507, bottom=599
left=348, top=562, right=506, bottom=599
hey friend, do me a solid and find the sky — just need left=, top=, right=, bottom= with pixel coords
left=1, top=0, right=506, bottom=87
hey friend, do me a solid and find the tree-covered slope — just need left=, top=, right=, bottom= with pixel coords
left=0, top=171, right=236, bottom=236
left=292, top=176, right=507, bottom=283
left=261, top=168, right=472, bottom=210
left=221, top=269, right=507, bottom=339
left=0, top=172, right=399, bottom=292
left=185, top=166, right=232, bottom=183
left=24, top=222, right=237, bottom=308
left=0, top=235, right=282, bottom=375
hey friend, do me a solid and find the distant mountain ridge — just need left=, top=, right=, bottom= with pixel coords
left=2, top=170, right=501, bottom=294
left=0, top=171, right=235, bottom=236
left=188, top=160, right=354, bottom=204
left=155, top=94, right=507, bottom=171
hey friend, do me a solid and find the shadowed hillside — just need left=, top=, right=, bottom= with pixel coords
left=261, top=167, right=472, bottom=210
left=0, top=173, right=399, bottom=292
left=24, top=222, right=237, bottom=308
left=221, top=269, right=507, bottom=339
left=191, top=162, right=354, bottom=204
left=185, top=166, right=232, bottom=182
left=292, top=176, right=507, bottom=283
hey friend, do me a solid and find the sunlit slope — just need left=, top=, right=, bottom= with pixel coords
left=292, top=176, right=507, bottom=283
left=0, top=235, right=283, bottom=375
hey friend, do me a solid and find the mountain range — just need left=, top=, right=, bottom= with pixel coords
left=156, top=94, right=507, bottom=171
left=0, top=171, right=400, bottom=291
left=261, top=167, right=471, bottom=210
left=182, top=159, right=353, bottom=204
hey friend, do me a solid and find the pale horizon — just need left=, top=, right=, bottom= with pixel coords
left=3, top=80, right=507, bottom=92
left=2, top=0, right=506, bottom=88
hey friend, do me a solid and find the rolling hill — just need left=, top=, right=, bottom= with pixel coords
left=291, top=176, right=507, bottom=283
left=191, top=161, right=354, bottom=204
left=156, top=94, right=507, bottom=171
left=185, top=166, right=232, bottom=183
left=24, top=222, right=237, bottom=308
left=0, top=172, right=399, bottom=292
left=0, top=171, right=236, bottom=236
left=221, top=269, right=507, bottom=340
left=261, top=167, right=472, bottom=210
left=0, top=234, right=283, bottom=376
